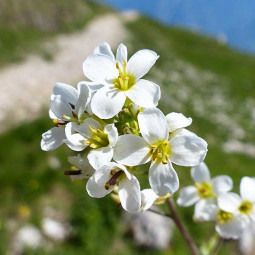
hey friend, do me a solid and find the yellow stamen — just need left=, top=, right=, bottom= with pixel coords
left=113, top=60, right=135, bottom=91
left=195, top=182, right=215, bottom=198
left=150, top=140, right=171, bottom=164
left=217, top=210, right=233, bottom=224
left=239, top=200, right=253, bottom=215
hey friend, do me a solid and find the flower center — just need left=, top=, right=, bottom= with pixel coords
left=105, top=169, right=124, bottom=190
left=195, top=182, right=215, bottom=198
left=217, top=210, right=233, bottom=224
left=84, top=126, right=109, bottom=149
left=113, top=61, right=135, bottom=91
left=150, top=140, right=171, bottom=164
left=238, top=200, right=253, bottom=215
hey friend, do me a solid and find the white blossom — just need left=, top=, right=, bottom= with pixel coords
left=41, top=82, right=91, bottom=151
left=114, top=108, right=208, bottom=196
left=194, top=177, right=255, bottom=239
left=217, top=177, right=255, bottom=223
left=177, top=162, right=233, bottom=212
left=65, top=118, right=118, bottom=169
left=83, top=43, right=160, bottom=119
left=86, top=162, right=141, bottom=212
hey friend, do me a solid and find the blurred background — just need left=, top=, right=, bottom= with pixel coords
left=0, top=0, right=254, bottom=254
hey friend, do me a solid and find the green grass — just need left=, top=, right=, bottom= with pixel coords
left=0, top=0, right=112, bottom=66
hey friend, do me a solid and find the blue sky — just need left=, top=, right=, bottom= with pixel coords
left=95, top=0, right=255, bottom=54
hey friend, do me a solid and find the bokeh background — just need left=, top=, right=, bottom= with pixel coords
left=0, top=0, right=254, bottom=254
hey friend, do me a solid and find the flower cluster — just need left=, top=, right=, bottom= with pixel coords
left=41, top=42, right=208, bottom=213
left=177, top=163, right=255, bottom=239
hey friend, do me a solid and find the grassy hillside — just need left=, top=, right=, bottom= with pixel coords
left=0, top=7, right=254, bottom=255
left=0, top=0, right=111, bottom=66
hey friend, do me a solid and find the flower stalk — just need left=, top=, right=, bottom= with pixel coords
left=167, top=197, right=200, bottom=255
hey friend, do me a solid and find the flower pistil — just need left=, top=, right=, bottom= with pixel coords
left=217, top=210, right=233, bottom=224
left=150, top=140, right=171, bottom=164
left=84, top=126, right=109, bottom=149
left=238, top=200, right=253, bottom=215
left=114, top=61, right=135, bottom=91
left=195, top=182, right=215, bottom=198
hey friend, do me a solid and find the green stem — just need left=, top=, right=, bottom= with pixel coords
left=211, top=236, right=222, bottom=255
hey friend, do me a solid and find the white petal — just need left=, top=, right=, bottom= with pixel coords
left=116, top=43, right=128, bottom=64
left=140, top=189, right=159, bottom=211
left=166, top=112, right=192, bottom=132
left=78, top=80, right=103, bottom=92
left=190, top=162, right=211, bottom=183
left=53, top=83, right=78, bottom=105
left=170, top=136, right=208, bottom=167
left=104, top=124, right=118, bottom=147
left=212, top=175, right=233, bottom=195
left=216, top=215, right=248, bottom=239
left=169, top=128, right=197, bottom=140
left=194, top=200, right=218, bottom=221
left=113, top=134, right=150, bottom=166
left=75, top=82, right=91, bottom=119
left=87, top=146, right=113, bottom=170
left=50, top=95, right=73, bottom=120
left=240, top=177, right=255, bottom=202
left=93, top=42, right=114, bottom=60
left=49, top=109, right=57, bottom=119
left=149, top=160, right=179, bottom=196
left=125, top=79, right=160, bottom=108
left=249, top=210, right=255, bottom=222
left=74, top=118, right=101, bottom=138
left=91, top=86, right=126, bottom=119
left=218, top=192, right=242, bottom=213
left=177, top=186, right=199, bottom=207
left=127, top=49, right=159, bottom=80
left=64, top=123, right=87, bottom=151
left=41, top=127, right=65, bottom=151
left=86, top=164, right=115, bottom=198
left=119, top=175, right=141, bottom=212
left=138, top=108, right=168, bottom=144
left=83, top=54, right=118, bottom=83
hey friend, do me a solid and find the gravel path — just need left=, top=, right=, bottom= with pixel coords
left=0, top=14, right=127, bottom=132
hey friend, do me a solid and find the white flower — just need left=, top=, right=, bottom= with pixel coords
left=42, top=217, right=71, bottom=241
left=64, top=118, right=118, bottom=169
left=194, top=177, right=255, bottom=240
left=215, top=190, right=252, bottom=239
left=50, top=82, right=91, bottom=124
left=86, top=162, right=141, bottom=212
left=113, top=108, right=208, bottom=196
left=217, top=177, right=255, bottom=223
left=13, top=225, right=44, bottom=252
left=216, top=210, right=248, bottom=239
left=177, top=162, right=233, bottom=208
left=67, top=154, right=95, bottom=181
left=194, top=197, right=248, bottom=239
left=41, top=82, right=91, bottom=151
left=83, top=43, right=160, bottom=119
